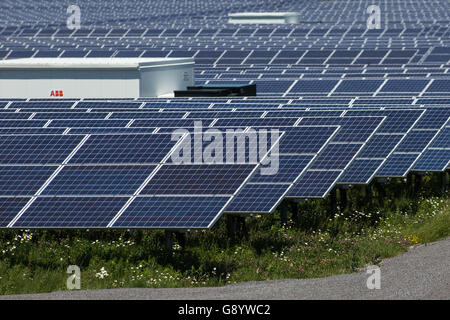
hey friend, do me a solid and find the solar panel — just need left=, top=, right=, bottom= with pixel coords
left=430, top=127, right=450, bottom=148
left=298, top=116, right=384, bottom=142
left=67, top=134, right=177, bottom=164
left=308, top=143, right=363, bottom=170
left=1, top=0, right=449, bottom=230
left=248, top=155, right=314, bottom=183
left=338, top=159, right=385, bottom=184
left=394, top=130, right=439, bottom=152
left=286, top=170, right=341, bottom=198
left=0, top=135, right=85, bottom=164
left=225, top=184, right=288, bottom=213
left=13, top=197, right=130, bottom=228
left=357, top=134, right=404, bottom=158
left=289, top=80, right=338, bottom=93
left=334, top=80, right=384, bottom=93
left=112, top=196, right=230, bottom=228
left=414, top=109, right=450, bottom=129
left=41, top=165, right=158, bottom=195
left=379, top=80, right=430, bottom=93
left=140, top=164, right=255, bottom=195
left=0, top=166, right=56, bottom=196
left=413, top=149, right=450, bottom=171
left=0, top=198, right=31, bottom=228
left=221, top=125, right=340, bottom=212
left=345, top=110, right=424, bottom=133
left=376, top=153, right=420, bottom=177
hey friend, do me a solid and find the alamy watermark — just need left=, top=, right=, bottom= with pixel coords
left=170, top=121, right=280, bottom=175
left=366, top=265, right=381, bottom=289
left=366, top=5, right=381, bottom=30
left=66, top=265, right=81, bottom=290
left=67, top=5, right=81, bottom=31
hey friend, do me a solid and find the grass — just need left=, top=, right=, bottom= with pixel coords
left=0, top=185, right=449, bottom=295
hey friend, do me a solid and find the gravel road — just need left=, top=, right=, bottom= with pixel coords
left=1, top=237, right=449, bottom=300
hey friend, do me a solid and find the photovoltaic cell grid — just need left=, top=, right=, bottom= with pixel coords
left=338, top=109, right=426, bottom=183
left=0, top=131, right=282, bottom=228
left=285, top=116, right=386, bottom=198
left=412, top=121, right=450, bottom=172
left=1, top=0, right=450, bottom=229
left=0, top=109, right=444, bottom=221
left=225, top=126, right=340, bottom=213
left=377, top=114, right=449, bottom=177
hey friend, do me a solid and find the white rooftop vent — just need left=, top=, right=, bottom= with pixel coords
left=0, top=57, right=195, bottom=98
left=228, top=12, right=300, bottom=24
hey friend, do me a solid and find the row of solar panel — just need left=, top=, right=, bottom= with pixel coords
left=2, top=26, right=450, bottom=38
left=0, top=109, right=447, bottom=170
left=0, top=109, right=447, bottom=229
left=0, top=48, right=426, bottom=58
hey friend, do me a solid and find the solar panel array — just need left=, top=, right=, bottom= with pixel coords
left=0, top=0, right=448, bottom=229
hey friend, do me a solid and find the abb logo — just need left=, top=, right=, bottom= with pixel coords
left=50, top=90, right=64, bottom=97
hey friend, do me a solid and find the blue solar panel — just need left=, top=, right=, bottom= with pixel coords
left=10, top=101, right=75, bottom=109
left=380, top=80, right=430, bottom=93
left=0, top=128, right=66, bottom=135
left=345, top=110, right=424, bottom=133
left=414, top=109, right=450, bottom=129
left=187, top=111, right=263, bottom=119
left=413, top=149, right=450, bottom=171
left=394, top=130, right=438, bottom=152
left=87, top=50, right=115, bottom=58
left=276, top=50, right=304, bottom=58
left=338, top=159, right=384, bottom=184
left=286, top=170, right=341, bottom=198
left=7, top=50, right=34, bottom=59
left=214, top=118, right=297, bottom=128
left=289, top=80, right=338, bottom=93
left=34, top=50, right=61, bottom=58
left=33, top=112, right=109, bottom=120
left=0, top=135, right=84, bottom=164
left=132, top=119, right=213, bottom=128
left=278, top=127, right=339, bottom=154
left=304, top=50, right=332, bottom=58
left=0, top=166, right=56, bottom=196
left=249, top=155, right=314, bottom=183
left=1, top=0, right=449, bottom=229
left=225, top=184, right=288, bottom=213
left=76, top=101, right=142, bottom=109
left=110, top=111, right=187, bottom=119
left=425, top=80, right=450, bottom=93
left=112, top=196, right=230, bottom=228
left=253, top=80, right=294, bottom=93
left=0, top=120, right=47, bottom=127
left=298, top=117, right=384, bottom=142
left=387, top=50, right=417, bottom=58
left=115, top=50, right=143, bottom=57
left=358, top=134, right=403, bottom=158
left=376, top=153, right=419, bottom=177
left=360, top=50, right=388, bottom=58
left=141, top=164, right=255, bottom=195
left=61, top=50, right=88, bottom=58
left=309, top=143, right=363, bottom=170
left=334, top=80, right=384, bottom=93
left=0, top=112, right=31, bottom=119
left=42, top=165, right=157, bottom=195
left=0, top=198, right=31, bottom=228
left=49, top=119, right=128, bottom=128
left=430, top=127, right=450, bottom=148
left=13, top=197, right=129, bottom=228
left=69, top=128, right=161, bottom=134
left=68, top=134, right=177, bottom=164
left=222, top=51, right=251, bottom=58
